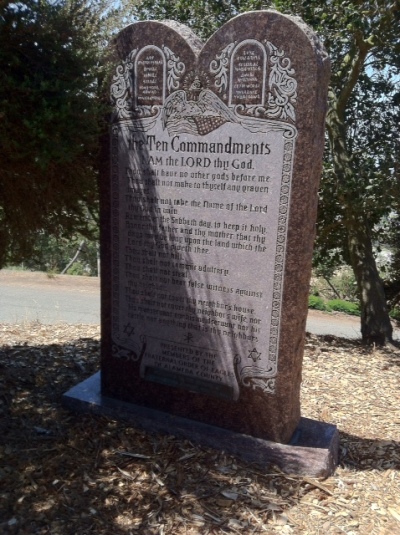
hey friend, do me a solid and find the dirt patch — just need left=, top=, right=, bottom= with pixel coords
left=0, top=323, right=399, bottom=534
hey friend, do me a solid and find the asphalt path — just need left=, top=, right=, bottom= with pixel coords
left=1, top=270, right=399, bottom=340
left=0, top=270, right=100, bottom=325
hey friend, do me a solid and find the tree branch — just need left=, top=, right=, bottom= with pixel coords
left=61, top=240, right=85, bottom=274
left=337, top=33, right=372, bottom=117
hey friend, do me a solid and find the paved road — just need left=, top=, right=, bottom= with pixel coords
left=0, top=270, right=100, bottom=325
left=306, top=308, right=362, bottom=339
left=1, top=270, right=398, bottom=340
left=308, top=310, right=399, bottom=340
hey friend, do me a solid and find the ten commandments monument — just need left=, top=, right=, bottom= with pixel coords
left=63, top=11, right=339, bottom=476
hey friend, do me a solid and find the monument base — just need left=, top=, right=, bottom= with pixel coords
left=62, top=372, right=339, bottom=478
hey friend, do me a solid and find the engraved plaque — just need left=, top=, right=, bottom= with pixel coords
left=136, top=46, right=165, bottom=106
left=230, top=40, right=266, bottom=106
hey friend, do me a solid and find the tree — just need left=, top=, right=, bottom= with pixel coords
left=21, top=232, right=100, bottom=275
left=280, top=0, right=399, bottom=344
left=383, top=211, right=400, bottom=310
left=131, top=0, right=265, bottom=39
left=0, top=0, right=105, bottom=268
left=132, top=0, right=400, bottom=344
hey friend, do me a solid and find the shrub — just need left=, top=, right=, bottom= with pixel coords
left=308, top=295, right=329, bottom=311
left=327, top=299, right=360, bottom=316
left=389, top=308, right=400, bottom=321
left=66, top=262, right=89, bottom=276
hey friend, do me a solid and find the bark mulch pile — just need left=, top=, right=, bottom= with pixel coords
left=0, top=323, right=399, bottom=534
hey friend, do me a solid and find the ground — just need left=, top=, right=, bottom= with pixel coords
left=0, top=323, right=399, bottom=534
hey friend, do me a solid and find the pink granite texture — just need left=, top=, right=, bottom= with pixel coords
left=99, top=12, right=331, bottom=444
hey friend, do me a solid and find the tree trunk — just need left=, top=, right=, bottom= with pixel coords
left=346, top=212, right=393, bottom=344
left=61, top=240, right=85, bottom=275
left=327, top=92, right=393, bottom=345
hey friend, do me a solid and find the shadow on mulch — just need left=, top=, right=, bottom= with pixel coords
left=309, top=332, right=400, bottom=369
left=1, top=333, right=399, bottom=533
left=0, top=336, right=315, bottom=533
left=339, top=431, right=400, bottom=472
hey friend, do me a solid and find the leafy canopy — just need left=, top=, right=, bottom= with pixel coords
left=0, top=0, right=106, bottom=267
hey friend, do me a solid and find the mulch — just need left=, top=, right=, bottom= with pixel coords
left=0, top=322, right=399, bottom=534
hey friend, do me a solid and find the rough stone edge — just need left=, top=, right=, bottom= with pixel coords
left=222, top=9, right=329, bottom=63
left=161, top=19, right=204, bottom=54
left=116, top=19, right=204, bottom=56
left=62, top=372, right=339, bottom=478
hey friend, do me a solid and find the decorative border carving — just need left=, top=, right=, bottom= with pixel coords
left=265, top=41, right=297, bottom=122
left=111, top=125, right=121, bottom=347
left=234, top=354, right=276, bottom=395
left=233, top=135, right=295, bottom=396
left=112, top=344, right=138, bottom=361
left=163, top=45, right=186, bottom=91
left=111, top=125, right=148, bottom=361
left=110, top=49, right=137, bottom=121
left=209, top=42, right=236, bottom=96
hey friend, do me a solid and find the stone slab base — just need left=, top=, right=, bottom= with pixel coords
left=62, top=372, right=339, bottom=478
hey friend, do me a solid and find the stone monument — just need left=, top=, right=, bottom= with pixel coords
left=63, top=11, right=339, bottom=476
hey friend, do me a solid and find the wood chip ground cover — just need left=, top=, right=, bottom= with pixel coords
left=0, top=323, right=399, bottom=534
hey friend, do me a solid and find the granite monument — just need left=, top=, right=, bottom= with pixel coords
left=63, top=11, right=339, bottom=476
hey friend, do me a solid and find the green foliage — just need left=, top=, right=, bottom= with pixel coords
left=0, top=0, right=107, bottom=268
left=306, top=0, right=398, bottom=342
left=309, top=295, right=361, bottom=316
left=308, top=295, right=330, bottom=311
left=131, top=0, right=270, bottom=39
left=66, top=262, right=90, bottom=276
left=273, top=1, right=399, bottom=277
left=389, top=308, right=400, bottom=322
left=327, top=299, right=360, bottom=316
left=16, top=232, right=99, bottom=275
left=382, top=214, right=400, bottom=308
left=312, top=266, right=359, bottom=302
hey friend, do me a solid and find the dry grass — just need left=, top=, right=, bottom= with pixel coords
left=0, top=322, right=399, bottom=534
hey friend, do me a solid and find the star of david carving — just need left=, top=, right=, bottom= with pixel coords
left=123, top=323, right=135, bottom=337
left=248, top=348, right=261, bottom=363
